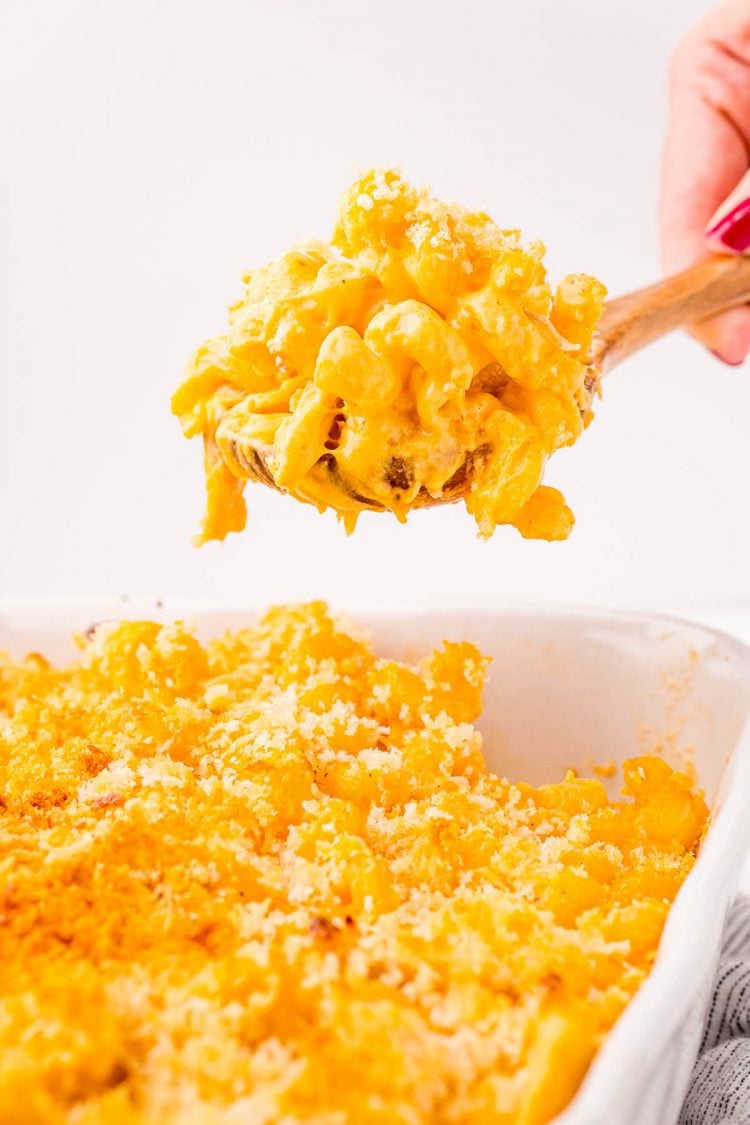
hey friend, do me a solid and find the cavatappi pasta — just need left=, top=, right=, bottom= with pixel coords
left=172, top=170, right=606, bottom=542
left=0, top=604, right=707, bottom=1123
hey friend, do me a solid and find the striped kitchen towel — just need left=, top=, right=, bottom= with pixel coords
left=681, top=897, right=750, bottom=1124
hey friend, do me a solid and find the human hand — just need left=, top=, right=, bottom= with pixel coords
left=660, top=0, right=750, bottom=365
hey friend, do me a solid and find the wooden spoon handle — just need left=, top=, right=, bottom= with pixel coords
left=593, top=253, right=750, bottom=373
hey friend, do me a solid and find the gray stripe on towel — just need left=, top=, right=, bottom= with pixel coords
left=681, top=898, right=750, bottom=1125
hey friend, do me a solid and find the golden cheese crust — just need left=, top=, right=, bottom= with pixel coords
left=0, top=605, right=706, bottom=1123
left=172, top=170, right=606, bottom=541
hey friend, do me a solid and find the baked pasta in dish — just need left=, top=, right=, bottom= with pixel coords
left=172, top=170, right=606, bottom=542
left=0, top=604, right=706, bottom=1123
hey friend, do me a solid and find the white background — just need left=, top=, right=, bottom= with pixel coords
left=2, top=0, right=748, bottom=613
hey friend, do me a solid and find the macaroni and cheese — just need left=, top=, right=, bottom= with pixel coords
left=0, top=604, right=707, bottom=1123
left=172, top=170, right=606, bottom=541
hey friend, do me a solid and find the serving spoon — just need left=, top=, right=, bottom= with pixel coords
left=220, top=253, right=750, bottom=512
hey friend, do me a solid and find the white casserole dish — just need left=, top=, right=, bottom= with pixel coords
left=2, top=600, right=750, bottom=1125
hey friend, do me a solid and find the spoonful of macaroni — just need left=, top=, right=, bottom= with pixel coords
left=172, top=169, right=750, bottom=542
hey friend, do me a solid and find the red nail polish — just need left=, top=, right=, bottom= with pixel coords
left=706, top=198, right=750, bottom=252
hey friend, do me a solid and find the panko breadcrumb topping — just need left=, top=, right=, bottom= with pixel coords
left=0, top=604, right=707, bottom=1123
left=172, top=169, right=606, bottom=542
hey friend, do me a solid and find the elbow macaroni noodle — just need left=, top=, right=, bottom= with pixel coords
left=172, top=170, right=606, bottom=541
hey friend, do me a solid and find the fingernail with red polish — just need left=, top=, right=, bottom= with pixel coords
left=706, top=198, right=750, bottom=252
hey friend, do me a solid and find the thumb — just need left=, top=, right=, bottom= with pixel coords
left=695, top=167, right=750, bottom=364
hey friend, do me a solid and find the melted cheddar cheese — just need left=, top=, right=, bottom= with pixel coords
left=172, top=170, right=606, bottom=541
left=0, top=604, right=706, bottom=1123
